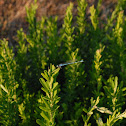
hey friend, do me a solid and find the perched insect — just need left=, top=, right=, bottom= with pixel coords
left=56, top=60, right=84, bottom=68
left=96, top=107, right=113, bottom=115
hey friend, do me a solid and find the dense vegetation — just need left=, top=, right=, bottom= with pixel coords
left=1, top=0, right=126, bottom=125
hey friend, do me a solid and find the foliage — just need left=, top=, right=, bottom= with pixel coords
left=0, top=39, right=19, bottom=125
left=90, top=44, right=105, bottom=98
left=45, top=16, right=60, bottom=64
left=36, top=64, right=60, bottom=126
left=1, top=0, right=126, bottom=125
left=77, top=0, right=87, bottom=34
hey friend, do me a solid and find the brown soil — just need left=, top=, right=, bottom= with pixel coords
left=0, top=0, right=117, bottom=43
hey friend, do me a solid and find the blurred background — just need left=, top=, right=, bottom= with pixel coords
left=0, top=0, right=117, bottom=43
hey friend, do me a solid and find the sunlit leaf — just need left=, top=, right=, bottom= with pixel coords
left=0, top=84, right=8, bottom=94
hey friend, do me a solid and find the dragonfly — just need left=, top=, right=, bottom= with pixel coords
left=56, top=60, right=84, bottom=67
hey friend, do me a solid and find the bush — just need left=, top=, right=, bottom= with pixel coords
left=0, top=0, right=126, bottom=125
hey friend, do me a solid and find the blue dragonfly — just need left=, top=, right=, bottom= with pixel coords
left=56, top=60, right=84, bottom=68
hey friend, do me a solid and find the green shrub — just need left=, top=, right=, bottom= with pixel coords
left=0, top=0, right=126, bottom=125
left=0, top=39, right=19, bottom=125
left=36, top=64, right=60, bottom=126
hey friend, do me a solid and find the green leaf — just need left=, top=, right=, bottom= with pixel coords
left=41, top=88, right=49, bottom=97
left=42, top=96, right=50, bottom=101
left=95, top=97, right=100, bottom=106
left=41, top=96, right=50, bottom=109
left=40, top=78, right=49, bottom=90
left=41, top=71, right=49, bottom=80
left=52, top=68, right=60, bottom=77
left=87, top=111, right=93, bottom=116
left=114, top=76, right=118, bottom=93
left=122, top=87, right=126, bottom=91
left=88, top=123, right=91, bottom=126
left=83, top=107, right=88, bottom=113
left=53, top=90, right=57, bottom=98
left=65, top=120, right=73, bottom=124
left=53, top=82, right=58, bottom=90
left=82, top=115, right=86, bottom=122
left=54, top=97, right=60, bottom=104
left=39, top=106, right=50, bottom=112
left=55, top=105, right=60, bottom=111
left=36, top=119, right=44, bottom=126
left=49, top=77, right=54, bottom=88
left=0, top=84, right=8, bottom=94
left=40, top=112, right=50, bottom=122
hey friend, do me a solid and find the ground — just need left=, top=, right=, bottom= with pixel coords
left=0, top=0, right=117, bottom=45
